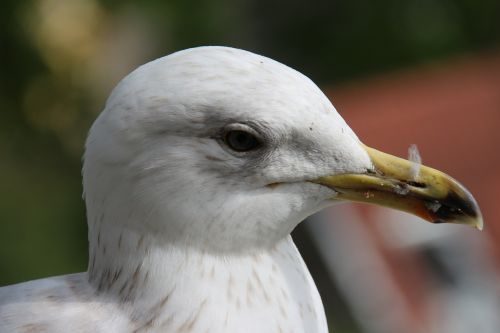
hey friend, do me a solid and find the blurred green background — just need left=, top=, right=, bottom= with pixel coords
left=1, top=0, right=499, bottom=331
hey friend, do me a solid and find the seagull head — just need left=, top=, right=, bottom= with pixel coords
left=83, top=46, right=482, bottom=254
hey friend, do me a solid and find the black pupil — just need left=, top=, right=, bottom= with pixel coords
left=226, top=130, right=259, bottom=152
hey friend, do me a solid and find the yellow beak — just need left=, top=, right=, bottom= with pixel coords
left=312, top=145, right=483, bottom=230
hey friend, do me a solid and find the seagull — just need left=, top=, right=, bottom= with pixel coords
left=0, top=46, right=482, bottom=333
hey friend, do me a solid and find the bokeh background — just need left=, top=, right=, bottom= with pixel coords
left=1, top=1, right=499, bottom=332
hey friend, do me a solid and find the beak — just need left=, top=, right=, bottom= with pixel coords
left=312, top=145, right=483, bottom=230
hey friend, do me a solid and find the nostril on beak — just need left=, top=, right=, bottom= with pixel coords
left=406, top=180, right=427, bottom=188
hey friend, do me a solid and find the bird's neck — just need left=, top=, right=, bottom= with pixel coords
left=87, top=223, right=298, bottom=301
left=87, top=224, right=326, bottom=332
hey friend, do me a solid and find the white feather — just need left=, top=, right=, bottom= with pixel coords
left=408, top=143, right=422, bottom=181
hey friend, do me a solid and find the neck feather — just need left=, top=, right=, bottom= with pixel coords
left=87, top=223, right=325, bottom=332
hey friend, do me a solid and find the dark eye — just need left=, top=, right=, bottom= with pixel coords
left=224, top=130, right=261, bottom=152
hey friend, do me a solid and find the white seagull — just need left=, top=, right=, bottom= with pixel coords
left=0, top=46, right=482, bottom=333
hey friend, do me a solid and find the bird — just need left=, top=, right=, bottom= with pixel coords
left=0, top=46, right=482, bottom=333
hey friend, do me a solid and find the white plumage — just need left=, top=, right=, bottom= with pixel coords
left=0, top=46, right=374, bottom=332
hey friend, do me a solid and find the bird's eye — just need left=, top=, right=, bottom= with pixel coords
left=224, top=130, right=261, bottom=152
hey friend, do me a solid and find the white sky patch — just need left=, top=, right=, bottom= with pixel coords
left=408, top=144, right=421, bottom=181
